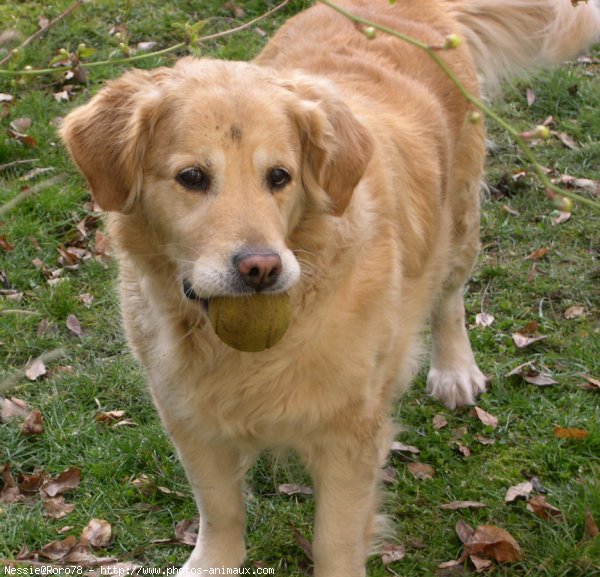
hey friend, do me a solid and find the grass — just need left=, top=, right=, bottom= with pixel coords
left=1, top=1, right=599, bottom=575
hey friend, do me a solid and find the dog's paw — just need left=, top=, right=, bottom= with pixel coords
left=426, top=365, right=488, bottom=410
left=177, top=547, right=245, bottom=576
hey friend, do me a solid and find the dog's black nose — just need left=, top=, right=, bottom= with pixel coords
left=234, top=250, right=282, bottom=291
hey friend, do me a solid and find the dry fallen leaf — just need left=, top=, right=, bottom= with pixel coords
left=407, top=462, right=435, bottom=480
left=7, top=127, right=37, bottom=148
left=455, top=519, right=475, bottom=544
left=40, top=467, right=82, bottom=498
left=471, top=406, right=498, bottom=430
left=475, top=312, right=495, bottom=327
left=10, top=118, right=33, bottom=132
left=436, top=559, right=464, bottom=577
left=58, top=245, right=87, bottom=267
left=175, top=518, right=198, bottom=546
left=25, top=358, right=47, bottom=381
left=225, top=1, right=246, bottom=18
left=95, top=410, right=126, bottom=423
left=54, top=90, right=70, bottom=102
left=43, top=496, right=75, bottom=519
left=507, top=362, right=557, bottom=386
left=22, top=409, right=44, bottom=435
left=464, top=524, right=523, bottom=563
left=452, top=426, right=469, bottom=440
left=382, top=466, right=398, bottom=484
left=111, top=418, right=137, bottom=427
left=381, top=543, right=406, bottom=565
left=81, top=518, right=112, bottom=548
left=78, top=292, right=94, bottom=307
left=39, top=535, right=78, bottom=561
left=473, top=434, right=495, bottom=446
left=157, top=485, right=186, bottom=498
left=556, top=131, right=579, bottom=150
left=564, top=305, right=585, bottom=319
left=470, top=554, right=493, bottom=573
left=525, top=474, right=547, bottom=494
left=137, top=41, right=158, bottom=52
left=501, top=204, right=520, bottom=217
left=551, top=211, right=571, bottom=226
left=94, top=230, right=111, bottom=262
left=526, top=88, right=536, bottom=107
left=578, top=374, right=600, bottom=391
left=1, top=397, right=30, bottom=421
left=62, top=541, right=104, bottom=565
left=504, top=481, right=533, bottom=503
left=512, top=332, right=547, bottom=349
left=18, top=471, right=47, bottom=494
left=525, top=247, right=549, bottom=261
left=291, top=525, right=313, bottom=562
left=432, top=414, right=449, bottom=430
left=440, top=501, right=487, bottom=511
left=553, top=426, right=589, bottom=439
left=583, top=509, right=599, bottom=542
left=0, top=234, right=14, bottom=251
left=66, top=314, right=84, bottom=337
left=526, top=495, right=565, bottom=522
left=391, top=441, right=420, bottom=455
left=554, top=174, right=600, bottom=195
left=453, top=441, right=472, bottom=458
left=1, top=464, right=22, bottom=504
left=278, top=484, right=313, bottom=496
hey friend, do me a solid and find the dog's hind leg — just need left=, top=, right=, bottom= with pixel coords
left=426, top=167, right=488, bottom=409
left=426, top=277, right=488, bottom=409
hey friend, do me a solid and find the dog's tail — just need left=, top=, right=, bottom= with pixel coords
left=442, top=0, right=600, bottom=91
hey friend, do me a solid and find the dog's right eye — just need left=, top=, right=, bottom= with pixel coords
left=176, top=167, right=211, bottom=192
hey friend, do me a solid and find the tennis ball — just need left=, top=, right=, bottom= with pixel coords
left=208, top=293, right=291, bottom=352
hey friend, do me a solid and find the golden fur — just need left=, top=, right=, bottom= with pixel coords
left=61, top=1, right=600, bottom=575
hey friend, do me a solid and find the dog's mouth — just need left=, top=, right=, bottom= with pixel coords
left=182, top=279, right=209, bottom=311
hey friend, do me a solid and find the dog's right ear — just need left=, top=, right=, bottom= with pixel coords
left=60, top=69, right=164, bottom=212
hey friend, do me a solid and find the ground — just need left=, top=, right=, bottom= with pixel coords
left=0, top=1, right=599, bottom=576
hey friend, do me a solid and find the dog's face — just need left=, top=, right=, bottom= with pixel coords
left=61, top=58, right=373, bottom=299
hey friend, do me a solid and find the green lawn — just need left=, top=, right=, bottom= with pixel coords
left=1, top=1, right=599, bottom=575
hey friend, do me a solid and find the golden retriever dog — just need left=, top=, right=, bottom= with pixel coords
left=61, top=1, right=600, bottom=574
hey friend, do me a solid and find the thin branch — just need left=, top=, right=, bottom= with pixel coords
left=0, top=0, right=84, bottom=67
left=0, top=310, right=41, bottom=316
left=0, top=0, right=292, bottom=77
left=0, top=159, right=39, bottom=172
left=0, top=175, right=66, bottom=218
left=319, top=0, right=600, bottom=212
left=0, top=348, right=68, bottom=394
left=198, top=0, right=292, bottom=43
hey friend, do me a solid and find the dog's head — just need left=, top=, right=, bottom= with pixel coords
left=61, top=58, right=373, bottom=299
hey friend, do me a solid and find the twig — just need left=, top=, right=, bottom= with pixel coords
left=0, top=0, right=292, bottom=77
left=0, top=0, right=84, bottom=67
left=198, top=0, right=291, bottom=43
left=0, top=348, right=68, bottom=394
left=0, top=174, right=66, bottom=218
left=0, top=557, right=118, bottom=570
left=0, top=159, right=39, bottom=172
left=0, top=310, right=41, bottom=316
left=319, top=0, right=600, bottom=212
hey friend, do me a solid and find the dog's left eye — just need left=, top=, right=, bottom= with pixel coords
left=267, top=168, right=291, bottom=190
left=176, top=167, right=212, bottom=192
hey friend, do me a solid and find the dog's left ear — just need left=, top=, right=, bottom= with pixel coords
left=282, top=75, right=374, bottom=216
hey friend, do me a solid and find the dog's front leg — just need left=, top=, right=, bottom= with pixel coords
left=170, top=433, right=254, bottom=574
left=303, top=429, right=384, bottom=577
